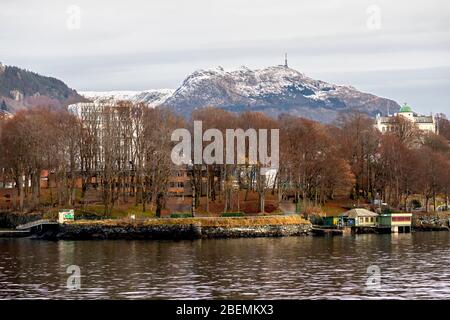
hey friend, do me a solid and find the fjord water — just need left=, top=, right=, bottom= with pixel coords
left=0, top=233, right=449, bottom=299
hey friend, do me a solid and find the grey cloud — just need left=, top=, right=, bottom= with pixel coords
left=0, top=0, right=449, bottom=116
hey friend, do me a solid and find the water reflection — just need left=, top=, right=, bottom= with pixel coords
left=0, top=233, right=449, bottom=299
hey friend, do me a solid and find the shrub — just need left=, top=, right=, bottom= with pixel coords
left=43, top=210, right=58, bottom=220
left=221, top=212, right=244, bottom=217
left=410, top=199, right=422, bottom=209
left=170, top=213, right=193, bottom=218
left=75, top=209, right=107, bottom=220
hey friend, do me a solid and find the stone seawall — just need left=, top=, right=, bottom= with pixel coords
left=36, top=223, right=312, bottom=240
left=413, top=215, right=450, bottom=231
left=202, top=224, right=310, bottom=238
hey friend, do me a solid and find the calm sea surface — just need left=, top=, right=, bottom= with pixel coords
left=0, top=232, right=449, bottom=299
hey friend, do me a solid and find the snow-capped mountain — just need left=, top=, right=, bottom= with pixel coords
left=164, top=65, right=399, bottom=122
left=81, top=65, right=399, bottom=123
left=81, top=89, right=174, bottom=107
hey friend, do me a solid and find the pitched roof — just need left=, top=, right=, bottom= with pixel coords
left=339, top=208, right=378, bottom=218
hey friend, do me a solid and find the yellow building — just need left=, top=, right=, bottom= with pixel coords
left=339, top=208, right=379, bottom=227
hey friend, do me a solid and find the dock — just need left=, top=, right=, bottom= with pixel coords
left=311, top=227, right=343, bottom=236
left=0, top=230, right=31, bottom=238
left=0, top=219, right=59, bottom=238
left=15, top=219, right=58, bottom=230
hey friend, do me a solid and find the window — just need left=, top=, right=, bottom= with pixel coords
left=392, top=216, right=411, bottom=222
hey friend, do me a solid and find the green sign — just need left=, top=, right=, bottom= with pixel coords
left=64, top=212, right=74, bottom=220
left=59, top=209, right=75, bottom=223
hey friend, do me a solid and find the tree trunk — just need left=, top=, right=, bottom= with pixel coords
left=18, top=174, right=24, bottom=212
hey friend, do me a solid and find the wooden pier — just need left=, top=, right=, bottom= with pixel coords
left=0, top=230, right=31, bottom=238
left=311, top=227, right=343, bottom=236
left=15, top=219, right=58, bottom=230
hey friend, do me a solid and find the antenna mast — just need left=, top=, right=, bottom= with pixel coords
left=284, top=53, right=288, bottom=68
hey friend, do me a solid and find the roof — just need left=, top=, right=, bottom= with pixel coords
left=378, top=115, right=433, bottom=124
left=399, top=103, right=413, bottom=113
left=380, top=212, right=412, bottom=216
left=339, top=208, right=379, bottom=218
left=415, top=116, right=434, bottom=123
left=378, top=116, right=396, bottom=124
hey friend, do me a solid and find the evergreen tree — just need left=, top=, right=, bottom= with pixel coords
left=0, top=100, right=8, bottom=111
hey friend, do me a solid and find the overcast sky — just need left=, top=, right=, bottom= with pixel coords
left=1, top=0, right=449, bottom=115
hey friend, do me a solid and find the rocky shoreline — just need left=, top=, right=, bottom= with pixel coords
left=413, top=215, right=450, bottom=231
left=34, top=223, right=312, bottom=240
left=1, top=211, right=448, bottom=241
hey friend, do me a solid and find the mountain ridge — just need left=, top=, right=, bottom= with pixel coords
left=163, top=65, right=400, bottom=122
left=81, top=65, right=400, bottom=123
left=2, top=62, right=399, bottom=123
left=80, top=89, right=174, bottom=107
left=0, top=62, right=86, bottom=113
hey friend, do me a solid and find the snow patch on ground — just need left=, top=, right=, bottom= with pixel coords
left=80, top=89, right=174, bottom=107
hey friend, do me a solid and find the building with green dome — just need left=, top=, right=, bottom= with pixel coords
left=398, top=103, right=413, bottom=113
left=375, top=103, right=437, bottom=134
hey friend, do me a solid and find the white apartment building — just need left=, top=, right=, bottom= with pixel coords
left=375, top=103, right=437, bottom=134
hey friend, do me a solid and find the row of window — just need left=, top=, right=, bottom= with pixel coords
left=359, top=216, right=411, bottom=223
left=169, top=182, right=184, bottom=188
left=392, top=216, right=411, bottom=222
left=381, top=126, right=397, bottom=132
left=359, top=217, right=376, bottom=223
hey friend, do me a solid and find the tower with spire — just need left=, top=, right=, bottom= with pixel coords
left=284, top=53, right=288, bottom=68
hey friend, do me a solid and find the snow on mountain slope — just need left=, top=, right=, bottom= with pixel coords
left=81, top=89, right=174, bottom=107
left=164, top=65, right=399, bottom=122
left=80, top=65, right=399, bottom=123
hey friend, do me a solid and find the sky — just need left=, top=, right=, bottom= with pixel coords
left=1, top=0, right=449, bottom=116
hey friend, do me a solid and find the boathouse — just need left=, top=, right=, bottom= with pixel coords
left=339, top=208, right=378, bottom=227
left=322, top=209, right=413, bottom=233
left=378, top=213, right=412, bottom=233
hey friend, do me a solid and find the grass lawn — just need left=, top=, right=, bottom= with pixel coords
left=76, top=204, right=156, bottom=219
left=68, top=214, right=310, bottom=228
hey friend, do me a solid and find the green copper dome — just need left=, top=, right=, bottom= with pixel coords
left=399, top=103, right=413, bottom=113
